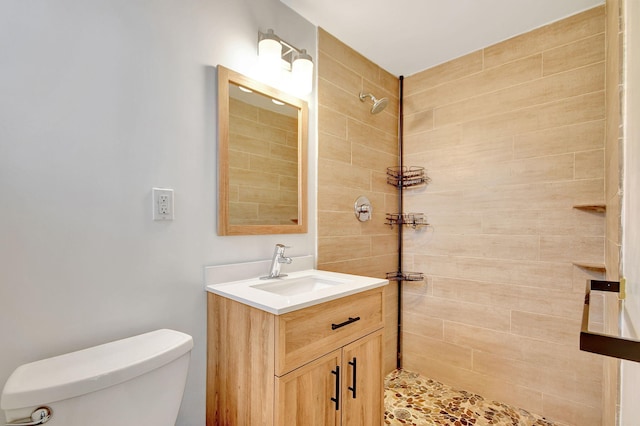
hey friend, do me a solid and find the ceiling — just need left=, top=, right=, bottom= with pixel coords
left=280, top=0, right=604, bottom=77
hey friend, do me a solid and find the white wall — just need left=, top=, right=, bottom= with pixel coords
left=0, top=1, right=316, bottom=424
left=620, top=0, right=640, bottom=423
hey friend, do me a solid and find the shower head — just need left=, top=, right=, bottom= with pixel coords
left=359, top=92, right=389, bottom=114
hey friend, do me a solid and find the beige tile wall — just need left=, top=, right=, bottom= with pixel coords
left=603, top=0, right=624, bottom=424
left=604, top=0, right=623, bottom=283
left=228, top=98, right=299, bottom=225
left=402, top=6, right=606, bottom=425
left=317, top=28, right=400, bottom=373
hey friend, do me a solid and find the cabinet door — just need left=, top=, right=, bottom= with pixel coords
left=342, top=330, right=384, bottom=426
left=275, top=349, right=342, bottom=426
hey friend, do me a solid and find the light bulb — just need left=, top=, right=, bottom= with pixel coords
left=258, top=29, right=282, bottom=80
left=292, top=49, right=313, bottom=95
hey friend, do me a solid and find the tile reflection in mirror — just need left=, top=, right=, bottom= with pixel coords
left=217, top=66, right=308, bottom=235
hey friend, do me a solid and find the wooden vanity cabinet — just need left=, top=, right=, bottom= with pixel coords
left=341, top=330, right=384, bottom=425
left=207, top=286, right=384, bottom=426
left=275, top=330, right=383, bottom=426
left=275, top=348, right=342, bottom=426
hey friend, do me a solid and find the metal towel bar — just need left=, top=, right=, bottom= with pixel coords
left=580, top=279, right=640, bottom=362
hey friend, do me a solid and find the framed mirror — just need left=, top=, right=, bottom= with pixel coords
left=217, top=65, right=308, bottom=235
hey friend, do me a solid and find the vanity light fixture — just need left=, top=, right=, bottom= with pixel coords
left=258, top=29, right=282, bottom=74
left=258, top=28, right=314, bottom=95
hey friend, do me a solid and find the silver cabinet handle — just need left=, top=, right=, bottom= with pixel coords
left=6, top=407, right=51, bottom=426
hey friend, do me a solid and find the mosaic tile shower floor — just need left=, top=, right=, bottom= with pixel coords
left=384, top=370, right=559, bottom=426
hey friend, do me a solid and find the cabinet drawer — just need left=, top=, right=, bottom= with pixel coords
left=274, top=287, right=383, bottom=376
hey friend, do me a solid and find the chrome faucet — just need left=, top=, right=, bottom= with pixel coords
left=262, top=244, right=292, bottom=279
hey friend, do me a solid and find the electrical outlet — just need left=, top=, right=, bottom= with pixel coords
left=152, top=188, right=174, bottom=221
left=158, top=195, right=170, bottom=214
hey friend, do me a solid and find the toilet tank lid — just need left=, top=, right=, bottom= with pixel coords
left=1, top=329, right=193, bottom=410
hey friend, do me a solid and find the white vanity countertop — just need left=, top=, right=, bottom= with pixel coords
left=205, top=268, right=388, bottom=315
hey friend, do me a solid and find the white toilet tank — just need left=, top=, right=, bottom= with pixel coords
left=1, top=329, right=193, bottom=426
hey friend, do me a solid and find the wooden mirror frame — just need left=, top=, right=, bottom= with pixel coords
left=217, top=65, right=308, bottom=235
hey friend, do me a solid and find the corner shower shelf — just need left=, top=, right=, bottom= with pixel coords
left=571, top=204, right=606, bottom=271
left=573, top=204, right=606, bottom=213
left=573, top=262, right=606, bottom=272
left=386, top=166, right=430, bottom=188
left=386, top=271, right=425, bottom=282
left=385, top=213, right=429, bottom=229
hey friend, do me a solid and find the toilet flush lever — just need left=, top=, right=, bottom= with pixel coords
left=6, top=406, right=51, bottom=426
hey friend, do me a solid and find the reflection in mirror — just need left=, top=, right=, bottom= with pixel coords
left=217, top=66, right=308, bottom=235
left=228, top=85, right=298, bottom=225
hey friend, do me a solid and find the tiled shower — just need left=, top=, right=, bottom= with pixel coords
left=317, top=6, right=614, bottom=425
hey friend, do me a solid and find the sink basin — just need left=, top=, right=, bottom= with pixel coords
left=251, top=275, right=348, bottom=296
left=205, top=268, right=388, bottom=314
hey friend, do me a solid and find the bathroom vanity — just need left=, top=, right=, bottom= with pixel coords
left=205, top=268, right=387, bottom=425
